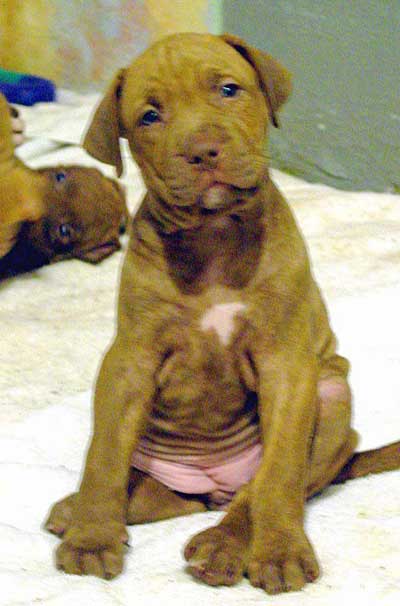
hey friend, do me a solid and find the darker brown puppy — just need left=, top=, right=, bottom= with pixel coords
left=0, top=165, right=128, bottom=278
left=45, top=33, right=400, bottom=593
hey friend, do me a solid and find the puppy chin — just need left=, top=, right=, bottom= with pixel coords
left=200, top=184, right=234, bottom=210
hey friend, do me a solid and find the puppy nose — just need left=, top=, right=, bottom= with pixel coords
left=186, top=142, right=220, bottom=169
left=182, top=124, right=227, bottom=169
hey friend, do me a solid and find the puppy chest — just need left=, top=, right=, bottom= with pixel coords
left=200, top=302, right=247, bottom=346
left=154, top=299, right=258, bottom=429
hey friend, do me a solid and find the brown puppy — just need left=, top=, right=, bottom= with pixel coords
left=0, top=165, right=129, bottom=278
left=45, top=33, right=400, bottom=593
left=0, top=93, right=44, bottom=258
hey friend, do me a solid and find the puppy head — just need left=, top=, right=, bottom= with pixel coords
left=83, top=33, right=291, bottom=231
left=26, top=166, right=129, bottom=264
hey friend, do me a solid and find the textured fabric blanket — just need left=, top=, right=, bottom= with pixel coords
left=0, top=94, right=399, bottom=606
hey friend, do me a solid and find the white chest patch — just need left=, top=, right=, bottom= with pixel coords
left=200, top=302, right=247, bottom=346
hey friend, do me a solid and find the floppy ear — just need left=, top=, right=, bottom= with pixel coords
left=82, top=69, right=126, bottom=177
left=220, top=33, right=292, bottom=128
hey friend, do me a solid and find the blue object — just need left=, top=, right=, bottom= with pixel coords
left=0, top=70, right=56, bottom=106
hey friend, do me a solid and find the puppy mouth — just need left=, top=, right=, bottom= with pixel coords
left=198, top=181, right=257, bottom=212
left=79, top=240, right=121, bottom=263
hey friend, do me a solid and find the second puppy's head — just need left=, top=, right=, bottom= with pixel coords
left=26, top=165, right=129, bottom=263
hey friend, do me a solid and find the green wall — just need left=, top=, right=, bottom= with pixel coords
left=219, top=1, right=400, bottom=192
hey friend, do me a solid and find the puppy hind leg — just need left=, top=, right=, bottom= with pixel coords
left=45, top=469, right=206, bottom=537
left=45, top=492, right=129, bottom=546
left=126, top=469, right=206, bottom=524
left=307, top=375, right=359, bottom=497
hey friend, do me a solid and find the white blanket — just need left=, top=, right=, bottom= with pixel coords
left=0, top=94, right=399, bottom=606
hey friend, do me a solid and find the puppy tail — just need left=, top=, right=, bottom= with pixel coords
left=333, top=440, right=400, bottom=484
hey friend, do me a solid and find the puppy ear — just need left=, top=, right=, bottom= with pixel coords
left=221, top=33, right=292, bottom=127
left=82, top=69, right=126, bottom=177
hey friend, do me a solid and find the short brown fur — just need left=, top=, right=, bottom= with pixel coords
left=45, top=33, right=400, bottom=594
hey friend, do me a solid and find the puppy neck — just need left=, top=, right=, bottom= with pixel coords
left=145, top=172, right=271, bottom=236
left=146, top=191, right=200, bottom=234
left=157, top=193, right=267, bottom=294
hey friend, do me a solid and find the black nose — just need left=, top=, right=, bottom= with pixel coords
left=10, top=105, right=19, bottom=118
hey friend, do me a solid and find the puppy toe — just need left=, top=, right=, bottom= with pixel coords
left=185, top=526, right=246, bottom=586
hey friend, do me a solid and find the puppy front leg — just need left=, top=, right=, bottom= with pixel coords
left=56, top=339, right=154, bottom=579
left=248, top=347, right=320, bottom=594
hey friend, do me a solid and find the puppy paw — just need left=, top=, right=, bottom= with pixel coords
left=184, top=526, right=248, bottom=586
left=248, top=529, right=320, bottom=594
left=45, top=493, right=77, bottom=537
left=56, top=521, right=127, bottom=579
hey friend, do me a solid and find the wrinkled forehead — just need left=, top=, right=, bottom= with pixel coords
left=44, top=169, right=122, bottom=223
left=121, top=34, right=258, bottom=110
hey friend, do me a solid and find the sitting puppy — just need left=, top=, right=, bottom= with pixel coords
left=0, top=165, right=129, bottom=278
left=0, top=93, right=44, bottom=259
left=45, top=34, right=400, bottom=593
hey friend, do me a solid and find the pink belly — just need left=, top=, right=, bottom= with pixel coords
left=132, top=440, right=263, bottom=509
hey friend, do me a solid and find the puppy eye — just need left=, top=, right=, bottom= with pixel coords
left=55, top=171, right=67, bottom=183
left=220, top=83, right=241, bottom=98
left=140, top=109, right=161, bottom=126
left=59, top=224, right=72, bottom=239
